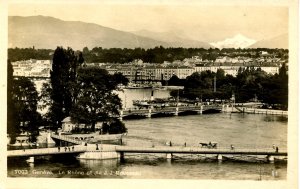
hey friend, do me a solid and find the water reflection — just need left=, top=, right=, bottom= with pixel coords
left=263, top=115, right=288, bottom=122
left=79, top=159, right=119, bottom=169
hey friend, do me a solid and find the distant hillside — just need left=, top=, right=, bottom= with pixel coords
left=9, top=15, right=285, bottom=50
left=133, top=30, right=212, bottom=48
left=249, top=33, right=288, bottom=49
left=8, top=16, right=171, bottom=50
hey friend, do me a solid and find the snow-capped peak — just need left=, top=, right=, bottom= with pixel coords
left=210, top=34, right=257, bottom=49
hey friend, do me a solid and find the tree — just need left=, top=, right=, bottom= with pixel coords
left=82, top=47, right=89, bottom=55
left=112, top=72, right=129, bottom=86
left=102, top=118, right=127, bottom=134
left=70, top=67, right=125, bottom=132
left=260, top=63, right=288, bottom=109
left=7, top=60, right=19, bottom=143
left=168, top=75, right=183, bottom=86
left=183, top=71, right=215, bottom=100
left=277, top=63, right=288, bottom=109
left=11, top=77, right=40, bottom=142
left=45, top=47, right=84, bottom=129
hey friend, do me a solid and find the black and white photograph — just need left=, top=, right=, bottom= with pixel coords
left=2, top=0, right=298, bottom=188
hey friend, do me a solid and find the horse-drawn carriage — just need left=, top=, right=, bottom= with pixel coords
left=199, top=142, right=218, bottom=149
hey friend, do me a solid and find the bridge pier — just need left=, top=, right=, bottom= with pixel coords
left=267, top=155, right=275, bottom=163
left=166, top=153, right=173, bottom=159
left=119, top=152, right=125, bottom=162
left=222, top=105, right=224, bottom=112
left=174, top=107, right=179, bottom=116
left=120, top=110, right=123, bottom=121
left=26, top=156, right=34, bottom=163
left=47, top=132, right=55, bottom=144
left=199, top=105, right=203, bottom=114
left=146, top=109, right=152, bottom=118
left=217, top=154, right=223, bottom=162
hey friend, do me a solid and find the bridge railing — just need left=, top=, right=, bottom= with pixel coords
left=243, top=108, right=288, bottom=115
left=8, top=144, right=121, bottom=157
left=178, top=106, right=200, bottom=111
left=115, top=145, right=287, bottom=155
left=152, top=107, right=176, bottom=113
left=117, top=143, right=287, bottom=152
left=51, top=133, right=83, bottom=145
left=123, top=109, right=149, bottom=115
left=7, top=145, right=89, bottom=157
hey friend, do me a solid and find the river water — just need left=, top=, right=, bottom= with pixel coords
left=7, top=88, right=288, bottom=180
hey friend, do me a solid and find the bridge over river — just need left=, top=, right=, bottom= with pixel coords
left=8, top=142, right=287, bottom=163
left=115, top=145, right=287, bottom=162
left=121, top=105, right=224, bottom=119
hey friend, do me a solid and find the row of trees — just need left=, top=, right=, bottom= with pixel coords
left=169, top=64, right=288, bottom=110
left=82, top=46, right=288, bottom=63
left=7, top=60, right=42, bottom=143
left=8, top=47, right=288, bottom=63
left=8, top=47, right=53, bottom=62
left=7, top=46, right=129, bottom=143
left=41, top=47, right=128, bottom=132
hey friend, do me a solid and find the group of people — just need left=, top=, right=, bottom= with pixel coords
left=57, top=145, right=75, bottom=152
left=57, top=143, right=104, bottom=152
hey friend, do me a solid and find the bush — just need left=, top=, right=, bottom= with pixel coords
left=102, top=119, right=127, bottom=134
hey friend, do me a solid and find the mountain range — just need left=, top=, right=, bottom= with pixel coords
left=249, top=33, right=288, bottom=49
left=210, top=34, right=257, bottom=49
left=8, top=16, right=211, bottom=50
left=8, top=16, right=288, bottom=50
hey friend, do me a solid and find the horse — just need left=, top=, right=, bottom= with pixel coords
left=200, top=142, right=218, bottom=148
left=199, top=143, right=209, bottom=148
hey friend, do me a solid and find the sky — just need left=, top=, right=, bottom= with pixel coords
left=8, top=1, right=288, bottom=42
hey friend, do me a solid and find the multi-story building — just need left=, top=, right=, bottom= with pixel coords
left=11, top=59, right=52, bottom=78
left=194, top=63, right=280, bottom=77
